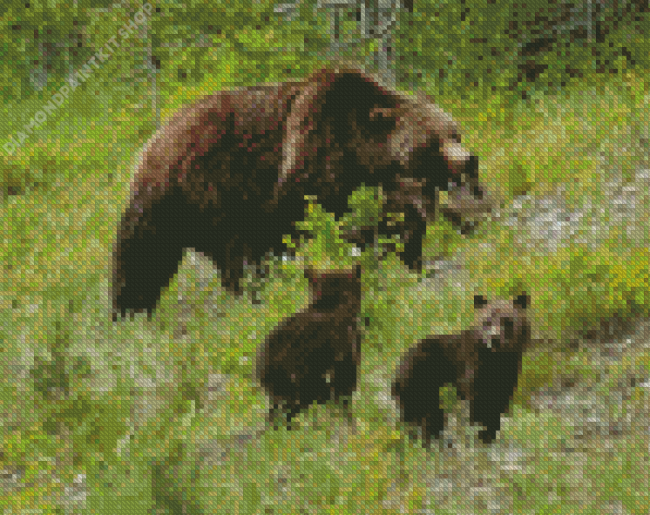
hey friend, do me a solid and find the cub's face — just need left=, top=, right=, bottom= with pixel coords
left=473, top=295, right=530, bottom=352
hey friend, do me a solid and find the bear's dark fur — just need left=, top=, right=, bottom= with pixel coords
left=111, top=65, right=492, bottom=319
left=392, top=294, right=530, bottom=445
left=255, top=266, right=363, bottom=428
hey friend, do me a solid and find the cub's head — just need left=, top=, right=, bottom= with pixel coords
left=473, top=294, right=530, bottom=352
left=303, top=265, right=363, bottom=312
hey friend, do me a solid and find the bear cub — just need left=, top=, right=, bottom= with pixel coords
left=392, top=293, right=530, bottom=445
left=256, top=266, right=363, bottom=428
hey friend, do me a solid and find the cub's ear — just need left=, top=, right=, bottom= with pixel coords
left=514, top=293, right=529, bottom=309
left=303, top=268, right=320, bottom=282
left=473, top=295, right=488, bottom=309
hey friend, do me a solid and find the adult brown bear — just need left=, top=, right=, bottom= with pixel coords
left=111, top=65, right=492, bottom=319
left=392, top=294, right=531, bottom=445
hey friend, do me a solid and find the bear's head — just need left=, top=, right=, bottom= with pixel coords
left=473, top=294, right=530, bottom=352
left=272, top=65, right=492, bottom=226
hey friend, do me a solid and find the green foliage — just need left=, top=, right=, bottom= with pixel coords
left=1, top=1, right=649, bottom=512
left=396, top=0, right=649, bottom=101
left=0, top=0, right=92, bottom=101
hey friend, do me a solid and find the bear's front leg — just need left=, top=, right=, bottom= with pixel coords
left=470, top=350, right=522, bottom=443
left=112, top=185, right=199, bottom=319
left=392, top=341, right=454, bottom=446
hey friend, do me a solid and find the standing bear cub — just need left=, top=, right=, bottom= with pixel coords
left=111, top=65, right=492, bottom=319
left=256, top=266, right=363, bottom=428
left=392, top=294, right=530, bottom=445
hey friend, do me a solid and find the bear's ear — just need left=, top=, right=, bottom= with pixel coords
left=474, top=295, right=488, bottom=309
left=514, top=293, right=529, bottom=309
left=367, top=106, right=398, bottom=137
left=304, top=268, right=321, bottom=282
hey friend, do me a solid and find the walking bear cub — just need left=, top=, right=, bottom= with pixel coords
left=256, top=266, right=363, bottom=428
left=111, top=65, right=492, bottom=319
left=392, top=294, right=530, bottom=445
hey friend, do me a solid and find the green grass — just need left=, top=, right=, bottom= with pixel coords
left=1, top=24, right=649, bottom=515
